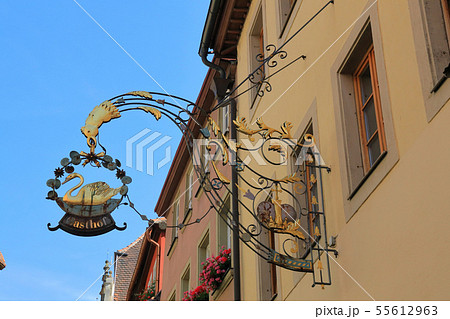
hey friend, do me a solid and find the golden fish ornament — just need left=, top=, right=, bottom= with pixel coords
left=81, top=101, right=121, bottom=153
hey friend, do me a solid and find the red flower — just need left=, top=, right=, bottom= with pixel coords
left=199, top=249, right=231, bottom=291
left=138, top=280, right=157, bottom=301
left=182, top=285, right=209, bottom=301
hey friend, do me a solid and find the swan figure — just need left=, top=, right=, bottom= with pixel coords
left=62, top=173, right=123, bottom=206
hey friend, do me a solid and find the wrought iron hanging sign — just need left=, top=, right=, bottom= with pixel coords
left=46, top=92, right=194, bottom=236
left=44, top=0, right=338, bottom=286
left=46, top=150, right=129, bottom=236
left=45, top=88, right=337, bottom=289
left=45, top=98, right=152, bottom=236
left=45, top=101, right=134, bottom=236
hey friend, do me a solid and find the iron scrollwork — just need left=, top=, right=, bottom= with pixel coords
left=256, top=44, right=288, bottom=68
left=205, top=114, right=337, bottom=287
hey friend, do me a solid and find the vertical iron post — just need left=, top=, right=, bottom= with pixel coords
left=230, top=98, right=241, bottom=301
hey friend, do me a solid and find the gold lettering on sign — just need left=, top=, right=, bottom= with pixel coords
left=67, top=217, right=110, bottom=229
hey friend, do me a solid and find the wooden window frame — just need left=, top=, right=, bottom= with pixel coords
left=259, top=27, right=265, bottom=60
left=353, top=46, right=386, bottom=172
left=441, top=0, right=450, bottom=44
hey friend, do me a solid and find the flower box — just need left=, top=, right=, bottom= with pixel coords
left=199, top=247, right=231, bottom=291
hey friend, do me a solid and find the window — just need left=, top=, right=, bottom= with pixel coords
left=292, top=123, right=320, bottom=257
left=353, top=46, right=386, bottom=171
left=332, top=13, right=399, bottom=221
left=258, top=227, right=277, bottom=300
left=172, top=198, right=179, bottom=241
left=147, top=262, right=157, bottom=289
left=410, top=0, right=450, bottom=120
left=279, top=0, right=296, bottom=36
left=185, top=167, right=193, bottom=212
left=442, top=0, right=450, bottom=41
left=193, top=137, right=210, bottom=175
left=218, top=196, right=232, bottom=250
left=422, top=0, right=450, bottom=89
left=194, top=138, right=212, bottom=197
left=258, top=195, right=277, bottom=300
left=200, top=139, right=210, bottom=174
left=182, top=167, right=194, bottom=226
left=180, top=265, right=190, bottom=300
left=219, top=104, right=230, bottom=135
left=336, top=22, right=387, bottom=193
left=268, top=230, right=277, bottom=297
left=249, top=6, right=265, bottom=108
left=198, top=231, right=210, bottom=284
left=167, top=199, right=180, bottom=257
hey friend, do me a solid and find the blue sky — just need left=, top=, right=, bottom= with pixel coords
left=0, top=0, right=209, bottom=301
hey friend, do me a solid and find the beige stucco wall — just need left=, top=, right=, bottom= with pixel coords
left=234, top=0, right=450, bottom=300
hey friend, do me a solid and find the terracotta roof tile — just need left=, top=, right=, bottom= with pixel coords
left=113, top=234, right=144, bottom=301
left=117, top=234, right=144, bottom=253
left=0, top=251, right=6, bottom=270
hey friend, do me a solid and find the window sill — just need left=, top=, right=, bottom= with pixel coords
left=195, top=172, right=210, bottom=198
left=348, top=151, right=387, bottom=200
left=431, top=74, right=448, bottom=93
left=167, top=237, right=178, bottom=258
left=182, top=208, right=192, bottom=225
left=344, top=147, right=399, bottom=222
left=248, top=86, right=267, bottom=123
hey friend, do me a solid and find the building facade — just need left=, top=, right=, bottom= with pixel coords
left=110, top=0, right=450, bottom=301
left=229, top=0, right=450, bottom=300
left=153, top=65, right=235, bottom=301
left=127, top=218, right=166, bottom=301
